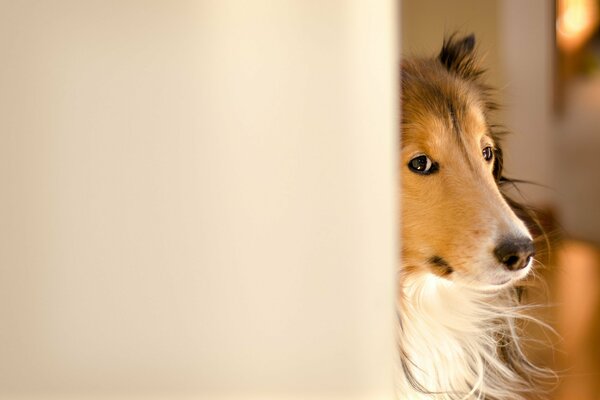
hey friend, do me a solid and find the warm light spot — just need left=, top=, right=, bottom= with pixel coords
left=557, top=0, right=599, bottom=52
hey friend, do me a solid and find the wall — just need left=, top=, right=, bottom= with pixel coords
left=499, top=0, right=555, bottom=207
left=556, top=76, right=600, bottom=244
left=0, top=1, right=398, bottom=398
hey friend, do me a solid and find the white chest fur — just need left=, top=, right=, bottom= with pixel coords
left=397, top=274, right=542, bottom=400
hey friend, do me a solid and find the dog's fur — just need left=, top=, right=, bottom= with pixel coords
left=398, top=34, right=551, bottom=399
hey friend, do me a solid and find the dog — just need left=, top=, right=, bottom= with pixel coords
left=398, top=34, right=551, bottom=399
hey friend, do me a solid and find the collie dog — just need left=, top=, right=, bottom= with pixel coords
left=398, top=34, right=550, bottom=399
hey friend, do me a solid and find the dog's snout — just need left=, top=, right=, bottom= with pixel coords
left=494, top=237, right=535, bottom=271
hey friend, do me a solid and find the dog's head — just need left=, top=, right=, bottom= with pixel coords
left=401, top=34, right=534, bottom=290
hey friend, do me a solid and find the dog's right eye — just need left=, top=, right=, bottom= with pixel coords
left=408, top=155, right=437, bottom=174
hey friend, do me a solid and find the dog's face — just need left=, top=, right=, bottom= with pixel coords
left=401, top=35, right=534, bottom=290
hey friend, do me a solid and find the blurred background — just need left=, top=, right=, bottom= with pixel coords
left=402, top=0, right=600, bottom=398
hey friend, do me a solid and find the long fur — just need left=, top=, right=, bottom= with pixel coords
left=398, top=34, right=553, bottom=399
left=398, top=273, right=551, bottom=399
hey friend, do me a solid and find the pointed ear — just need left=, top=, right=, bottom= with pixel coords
left=438, top=34, right=481, bottom=80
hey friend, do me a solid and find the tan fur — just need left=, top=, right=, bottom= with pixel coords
left=401, top=58, right=529, bottom=288
left=397, top=35, right=552, bottom=399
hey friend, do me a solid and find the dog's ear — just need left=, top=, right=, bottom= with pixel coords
left=438, top=34, right=482, bottom=80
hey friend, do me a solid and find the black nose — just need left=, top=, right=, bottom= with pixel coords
left=494, top=237, right=535, bottom=271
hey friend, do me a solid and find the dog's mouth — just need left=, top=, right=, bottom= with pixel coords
left=428, top=256, right=454, bottom=276
left=426, top=255, right=533, bottom=289
left=488, top=277, right=513, bottom=287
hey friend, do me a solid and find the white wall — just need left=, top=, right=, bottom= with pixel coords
left=0, top=1, right=398, bottom=398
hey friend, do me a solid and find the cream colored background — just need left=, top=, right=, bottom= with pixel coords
left=0, top=1, right=398, bottom=398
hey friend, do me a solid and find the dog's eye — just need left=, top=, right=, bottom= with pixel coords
left=408, top=155, right=437, bottom=174
left=482, top=146, right=494, bottom=162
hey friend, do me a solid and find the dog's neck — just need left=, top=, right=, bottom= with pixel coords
left=397, top=272, right=540, bottom=400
